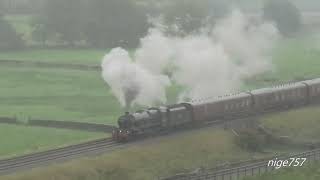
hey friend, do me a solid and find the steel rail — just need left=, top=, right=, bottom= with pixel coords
left=0, top=138, right=123, bottom=175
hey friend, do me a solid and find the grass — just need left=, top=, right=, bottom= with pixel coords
left=0, top=129, right=269, bottom=180
left=243, top=35, right=320, bottom=90
left=0, top=66, right=122, bottom=124
left=0, top=49, right=108, bottom=65
left=0, top=124, right=105, bottom=159
left=260, top=105, right=320, bottom=142
left=244, top=163, right=320, bottom=180
left=0, top=65, right=182, bottom=124
left=269, top=36, right=320, bottom=81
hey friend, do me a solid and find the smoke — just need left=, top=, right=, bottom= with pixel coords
left=172, top=35, right=238, bottom=100
left=101, top=9, right=279, bottom=108
left=101, top=48, right=170, bottom=108
left=212, top=10, right=278, bottom=78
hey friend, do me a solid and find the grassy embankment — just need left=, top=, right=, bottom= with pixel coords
left=261, top=105, right=320, bottom=143
left=0, top=129, right=270, bottom=180
left=244, top=162, right=320, bottom=180
left=0, top=124, right=104, bottom=159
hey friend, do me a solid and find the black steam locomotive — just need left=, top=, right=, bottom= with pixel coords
left=112, top=78, right=320, bottom=142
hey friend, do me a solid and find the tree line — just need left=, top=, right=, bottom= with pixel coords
left=0, top=0, right=302, bottom=50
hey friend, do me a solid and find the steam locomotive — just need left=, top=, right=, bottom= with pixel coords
left=112, top=78, right=320, bottom=142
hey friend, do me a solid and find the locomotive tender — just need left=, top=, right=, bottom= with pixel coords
left=112, top=78, right=320, bottom=141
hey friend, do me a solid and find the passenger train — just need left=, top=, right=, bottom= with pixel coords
left=112, top=78, right=320, bottom=142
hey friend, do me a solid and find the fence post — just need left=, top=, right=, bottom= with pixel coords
left=237, top=168, right=240, bottom=179
left=265, top=164, right=268, bottom=172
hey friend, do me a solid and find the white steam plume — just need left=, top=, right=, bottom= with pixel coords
left=101, top=9, right=279, bottom=108
left=101, top=48, right=170, bottom=108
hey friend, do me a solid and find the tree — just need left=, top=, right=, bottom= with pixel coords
left=84, top=0, right=149, bottom=48
left=35, top=0, right=149, bottom=48
left=163, top=0, right=229, bottom=35
left=263, top=0, right=302, bottom=36
left=39, top=0, right=86, bottom=46
left=0, top=13, right=24, bottom=50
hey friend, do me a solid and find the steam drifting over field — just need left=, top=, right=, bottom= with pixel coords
left=101, top=10, right=278, bottom=108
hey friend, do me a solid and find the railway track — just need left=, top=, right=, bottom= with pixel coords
left=0, top=138, right=123, bottom=175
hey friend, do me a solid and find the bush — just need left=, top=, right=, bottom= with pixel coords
left=263, top=0, right=302, bottom=36
left=235, top=128, right=266, bottom=152
left=0, top=14, right=24, bottom=50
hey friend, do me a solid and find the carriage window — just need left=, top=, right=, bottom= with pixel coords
left=242, top=101, right=246, bottom=107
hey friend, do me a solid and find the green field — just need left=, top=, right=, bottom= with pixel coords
left=0, top=66, right=122, bottom=124
left=261, top=105, right=320, bottom=142
left=269, top=36, right=320, bottom=81
left=244, top=35, right=320, bottom=89
left=0, top=49, right=107, bottom=65
left=0, top=124, right=104, bottom=159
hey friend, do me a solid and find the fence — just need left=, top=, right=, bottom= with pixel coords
left=161, top=148, right=320, bottom=180
left=0, top=117, right=19, bottom=124
left=0, top=59, right=101, bottom=71
left=28, top=119, right=115, bottom=133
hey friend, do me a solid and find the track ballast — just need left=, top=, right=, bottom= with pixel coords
left=0, top=138, right=122, bottom=175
